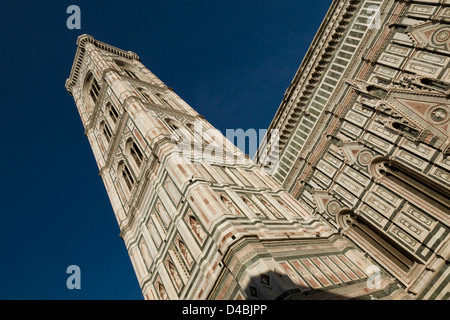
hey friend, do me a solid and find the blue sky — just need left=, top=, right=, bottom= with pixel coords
left=0, top=0, right=331, bottom=299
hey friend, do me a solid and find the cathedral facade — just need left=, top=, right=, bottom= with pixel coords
left=66, top=0, right=449, bottom=300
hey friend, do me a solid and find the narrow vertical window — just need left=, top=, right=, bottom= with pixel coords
left=130, top=142, right=144, bottom=168
left=137, top=88, right=154, bottom=103
left=124, top=69, right=138, bottom=79
left=108, top=103, right=119, bottom=124
left=122, top=164, right=135, bottom=191
left=156, top=93, right=171, bottom=108
left=89, top=78, right=101, bottom=103
left=102, top=122, right=112, bottom=143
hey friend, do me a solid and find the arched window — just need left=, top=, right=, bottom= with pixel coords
left=164, top=118, right=185, bottom=142
left=137, top=87, right=156, bottom=104
left=120, top=162, right=135, bottom=192
left=106, top=102, right=119, bottom=125
left=100, top=121, right=112, bottom=144
left=89, top=77, right=101, bottom=103
left=127, top=140, right=144, bottom=169
left=115, top=60, right=140, bottom=80
left=124, top=69, right=138, bottom=79
left=155, top=93, right=172, bottom=109
left=186, top=123, right=194, bottom=134
left=167, top=260, right=183, bottom=289
left=165, top=118, right=179, bottom=131
left=83, top=72, right=102, bottom=114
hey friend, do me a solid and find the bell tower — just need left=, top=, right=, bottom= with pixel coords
left=66, top=34, right=410, bottom=300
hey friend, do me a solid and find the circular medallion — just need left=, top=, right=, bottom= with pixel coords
left=327, top=201, right=341, bottom=215
left=428, top=105, right=449, bottom=125
left=435, top=30, right=450, bottom=43
left=357, top=150, right=373, bottom=167
left=432, top=28, right=450, bottom=47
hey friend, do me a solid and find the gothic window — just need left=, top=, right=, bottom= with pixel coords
left=137, top=87, right=155, bottom=104
left=100, top=121, right=112, bottom=144
left=89, top=77, right=101, bottom=103
left=106, top=102, right=119, bottom=125
left=156, top=93, right=172, bottom=109
left=120, top=162, right=135, bottom=192
left=186, top=123, right=194, bottom=133
left=156, top=202, right=171, bottom=229
left=164, top=118, right=185, bottom=142
left=165, top=118, right=179, bottom=131
left=124, top=69, right=138, bottom=79
left=84, top=72, right=102, bottom=114
left=129, top=140, right=144, bottom=168
left=115, top=59, right=141, bottom=81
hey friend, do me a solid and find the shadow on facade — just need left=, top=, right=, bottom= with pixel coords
left=241, top=272, right=407, bottom=300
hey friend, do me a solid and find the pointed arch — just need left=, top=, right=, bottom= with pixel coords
left=99, top=120, right=113, bottom=151
left=114, top=59, right=141, bottom=80
left=136, top=87, right=157, bottom=104
left=105, top=101, right=120, bottom=127
left=118, top=160, right=135, bottom=193
left=83, top=72, right=102, bottom=114
left=125, top=138, right=144, bottom=171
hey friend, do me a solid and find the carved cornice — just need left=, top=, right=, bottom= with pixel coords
left=257, top=0, right=360, bottom=163
left=121, top=73, right=168, bottom=92
left=65, top=34, right=140, bottom=94
left=142, top=101, right=202, bottom=122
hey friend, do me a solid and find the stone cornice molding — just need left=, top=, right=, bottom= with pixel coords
left=142, top=101, right=202, bottom=122
left=65, top=34, right=140, bottom=94
left=121, top=74, right=169, bottom=92
left=257, top=0, right=359, bottom=163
